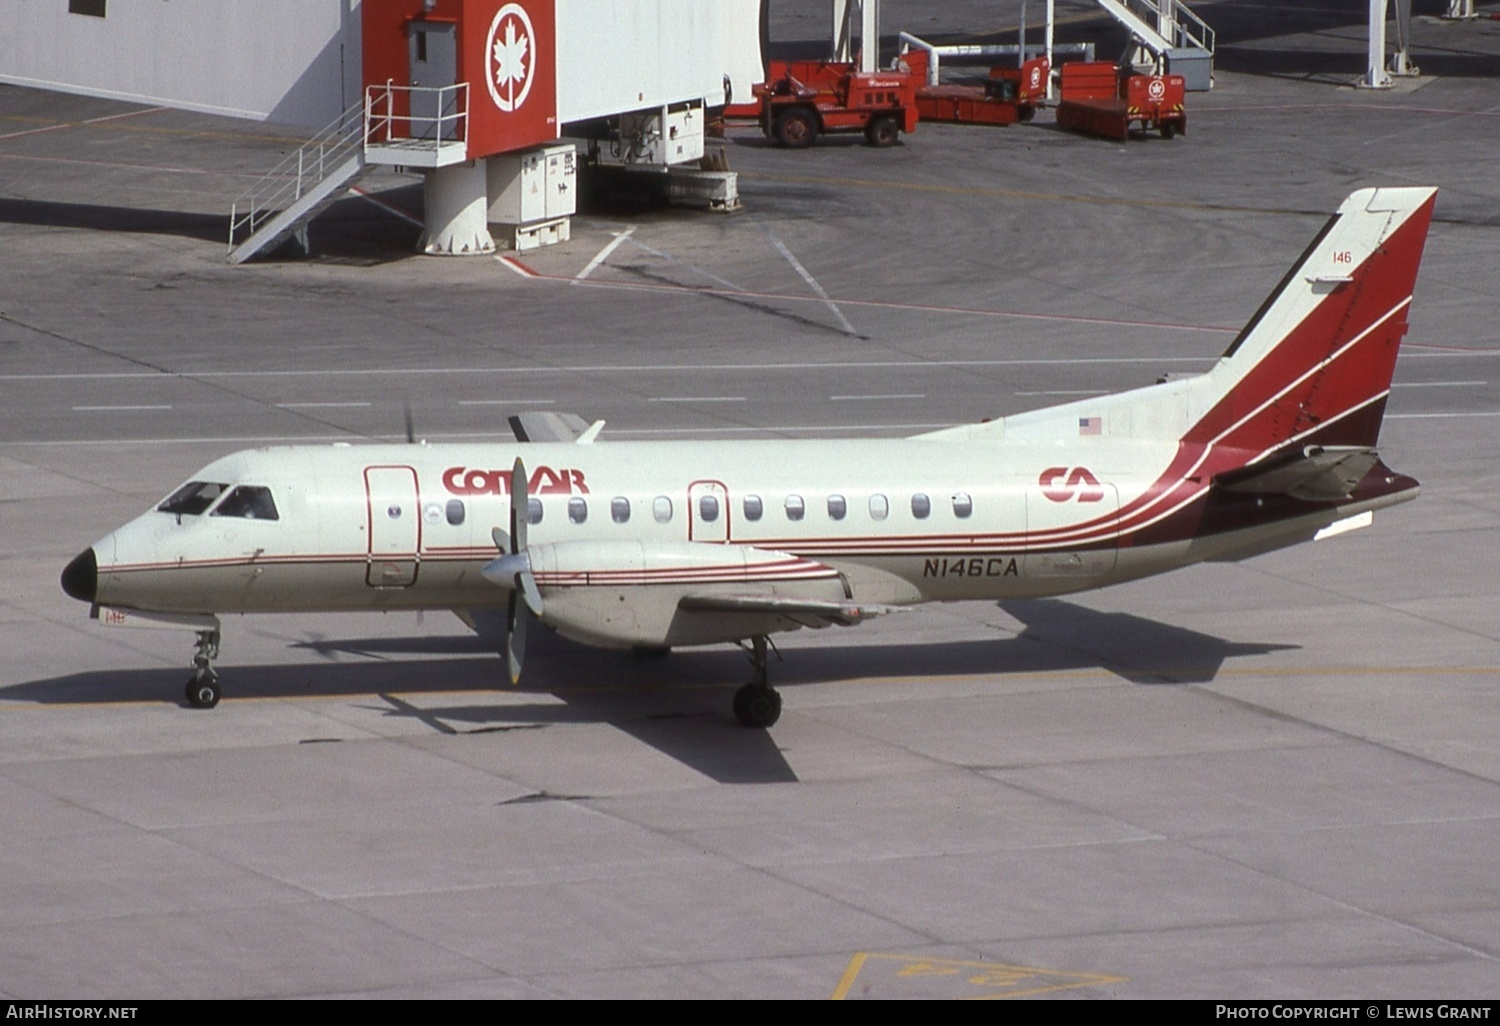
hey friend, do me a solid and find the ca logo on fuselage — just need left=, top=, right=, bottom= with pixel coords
left=1039, top=466, right=1104, bottom=502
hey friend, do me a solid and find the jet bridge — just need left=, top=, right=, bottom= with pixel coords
left=230, top=0, right=764, bottom=262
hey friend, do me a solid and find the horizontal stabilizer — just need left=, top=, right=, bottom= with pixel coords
left=1215, top=446, right=1381, bottom=502
left=679, top=594, right=898, bottom=628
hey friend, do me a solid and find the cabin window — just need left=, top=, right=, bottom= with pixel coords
left=698, top=495, right=720, bottom=523
left=743, top=494, right=763, bottom=521
left=869, top=494, right=889, bottom=520
left=568, top=497, right=588, bottom=524
left=611, top=497, right=631, bottom=524
left=527, top=497, right=543, bottom=525
left=211, top=485, right=279, bottom=521
left=827, top=494, right=847, bottom=520
left=653, top=496, right=673, bottom=523
left=784, top=495, right=805, bottom=521
left=952, top=493, right=973, bottom=518
left=911, top=493, right=931, bottom=519
left=446, top=499, right=465, bottom=526
left=157, top=481, right=229, bottom=516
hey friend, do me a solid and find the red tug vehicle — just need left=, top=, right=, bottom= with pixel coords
left=756, top=59, right=919, bottom=148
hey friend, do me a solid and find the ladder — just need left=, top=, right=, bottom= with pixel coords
left=1096, top=0, right=1214, bottom=84
left=227, top=101, right=370, bottom=265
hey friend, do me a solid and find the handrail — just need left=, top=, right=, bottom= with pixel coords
left=228, top=83, right=470, bottom=254
left=364, top=82, right=469, bottom=147
left=227, top=101, right=366, bottom=253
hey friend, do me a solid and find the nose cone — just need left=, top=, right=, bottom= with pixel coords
left=61, top=548, right=98, bottom=604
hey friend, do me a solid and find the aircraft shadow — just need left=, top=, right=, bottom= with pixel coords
left=5, top=600, right=1293, bottom=783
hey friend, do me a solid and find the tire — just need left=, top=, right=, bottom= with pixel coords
left=732, top=684, right=782, bottom=728
left=1018, top=105, right=1036, bottom=124
left=186, top=676, right=220, bottom=709
left=864, top=115, right=900, bottom=148
left=773, top=107, right=819, bottom=148
left=1160, top=121, right=1177, bottom=140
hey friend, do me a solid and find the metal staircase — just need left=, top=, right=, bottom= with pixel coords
left=1095, top=0, right=1215, bottom=87
left=227, top=103, right=370, bottom=265
left=227, top=83, right=469, bottom=264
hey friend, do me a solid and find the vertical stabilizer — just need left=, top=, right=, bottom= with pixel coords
left=1187, top=186, right=1437, bottom=457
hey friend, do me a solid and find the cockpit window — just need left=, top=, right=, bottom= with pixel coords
left=157, top=481, right=229, bottom=516
left=210, top=485, right=279, bottom=521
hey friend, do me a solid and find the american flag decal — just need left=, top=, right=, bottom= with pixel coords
left=1079, top=416, right=1102, bottom=436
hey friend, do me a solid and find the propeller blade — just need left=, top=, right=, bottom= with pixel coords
left=506, top=591, right=527, bottom=684
left=490, top=526, right=510, bottom=554
left=518, top=568, right=544, bottom=616
left=509, top=457, right=528, bottom=554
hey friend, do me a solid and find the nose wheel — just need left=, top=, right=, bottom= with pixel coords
left=732, top=636, right=782, bottom=728
left=184, top=627, right=221, bottom=709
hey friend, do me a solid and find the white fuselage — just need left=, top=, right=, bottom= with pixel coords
left=85, top=432, right=1405, bottom=648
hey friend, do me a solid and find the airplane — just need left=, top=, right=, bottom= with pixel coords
left=60, top=186, right=1436, bottom=728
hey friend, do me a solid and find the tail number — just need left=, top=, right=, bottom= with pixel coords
left=1040, top=467, right=1104, bottom=503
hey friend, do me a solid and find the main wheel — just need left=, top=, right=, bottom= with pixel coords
left=774, top=107, right=819, bottom=149
left=732, top=683, right=782, bottom=728
left=186, top=675, right=220, bottom=709
left=864, top=115, right=900, bottom=148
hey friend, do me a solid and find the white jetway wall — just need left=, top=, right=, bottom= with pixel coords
left=555, top=0, right=764, bottom=124
left=0, top=0, right=362, bottom=128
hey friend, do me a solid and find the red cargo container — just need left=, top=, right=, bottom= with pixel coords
left=906, top=53, right=1049, bottom=128
left=1055, top=62, right=1186, bottom=141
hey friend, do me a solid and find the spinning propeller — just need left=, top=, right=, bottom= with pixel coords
left=481, top=458, right=544, bottom=684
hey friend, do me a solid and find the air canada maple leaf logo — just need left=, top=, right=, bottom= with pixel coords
left=486, top=4, right=536, bottom=113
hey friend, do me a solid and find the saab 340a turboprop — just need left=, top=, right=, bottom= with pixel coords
left=61, top=187, right=1436, bottom=728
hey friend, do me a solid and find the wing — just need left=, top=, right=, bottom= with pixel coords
left=508, top=411, right=604, bottom=443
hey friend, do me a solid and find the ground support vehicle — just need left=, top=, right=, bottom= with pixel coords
left=756, top=59, right=918, bottom=148
left=1054, top=62, right=1186, bottom=141
left=902, top=53, right=1049, bottom=128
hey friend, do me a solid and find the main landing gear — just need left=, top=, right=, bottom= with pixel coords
left=185, top=627, right=221, bottom=709
left=732, top=636, right=782, bottom=729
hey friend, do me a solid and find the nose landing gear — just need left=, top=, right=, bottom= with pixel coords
left=732, top=636, right=782, bottom=729
left=185, top=627, right=221, bottom=709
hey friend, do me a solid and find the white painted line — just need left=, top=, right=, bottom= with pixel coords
left=1015, top=389, right=1110, bottom=397
left=1386, top=411, right=1500, bottom=419
left=647, top=396, right=747, bottom=403
left=276, top=402, right=373, bottom=409
left=71, top=405, right=172, bottom=412
left=575, top=227, right=636, bottom=282
left=1391, top=380, right=1488, bottom=388
left=761, top=226, right=857, bottom=336
left=3, top=357, right=1223, bottom=383
left=829, top=394, right=926, bottom=401
left=458, top=399, right=556, bottom=406
left=0, top=356, right=1219, bottom=382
